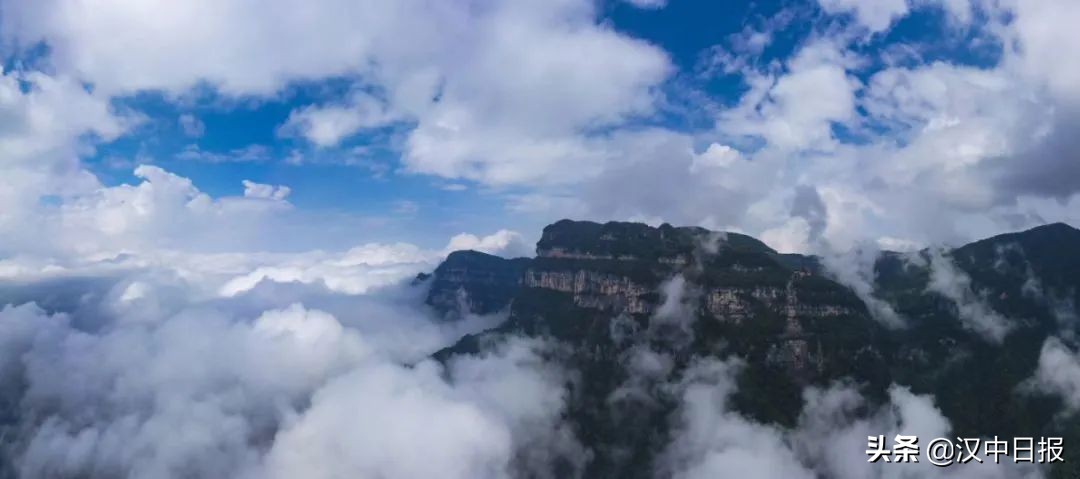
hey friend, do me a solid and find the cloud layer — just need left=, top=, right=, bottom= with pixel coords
left=0, top=255, right=578, bottom=479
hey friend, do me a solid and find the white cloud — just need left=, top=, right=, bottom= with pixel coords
left=279, top=91, right=402, bottom=147
left=1029, top=337, right=1080, bottom=414
left=7, top=302, right=366, bottom=478
left=818, top=0, right=911, bottom=33
left=478, top=0, right=1080, bottom=256
left=242, top=180, right=291, bottom=201
left=178, top=113, right=206, bottom=138
left=445, top=230, right=531, bottom=258
left=0, top=68, right=135, bottom=248
left=177, top=144, right=272, bottom=163
left=400, top=6, right=672, bottom=186
left=622, top=0, right=668, bottom=10
left=0, top=280, right=579, bottom=479
left=50, top=165, right=291, bottom=256
left=215, top=229, right=530, bottom=297
left=1, top=0, right=671, bottom=188
left=1011, top=0, right=1080, bottom=102
left=254, top=360, right=513, bottom=479
left=690, top=143, right=742, bottom=172
left=216, top=243, right=435, bottom=297
left=658, top=359, right=814, bottom=479
left=0, top=69, right=129, bottom=167
left=926, top=249, right=1012, bottom=342
left=656, top=1, right=1080, bottom=252
left=794, top=382, right=1040, bottom=479
left=760, top=217, right=815, bottom=254
left=661, top=358, right=1044, bottom=479
left=1, top=0, right=1079, bottom=260
left=0, top=0, right=446, bottom=97
left=821, top=244, right=906, bottom=328
left=935, top=0, right=973, bottom=25
left=721, top=40, right=860, bottom=152
left=0, top=155, right=531, bottom=302
left=254, top=336, right=583, bottom=479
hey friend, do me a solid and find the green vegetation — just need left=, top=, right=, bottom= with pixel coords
left=426, top=219, right=1080, bottom=478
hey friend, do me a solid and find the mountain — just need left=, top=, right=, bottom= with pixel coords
left=422, top=220, right=1080, bottom=478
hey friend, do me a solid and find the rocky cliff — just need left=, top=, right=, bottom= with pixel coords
left=425, top=250, right=531, bottom=319
left=422, top=219, right=1080, bottom=478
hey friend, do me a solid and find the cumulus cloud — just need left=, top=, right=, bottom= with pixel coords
left=689, top=143, right=742, bottom=172
left=216, top=243, right=436, bottom=297
left=278, top=91, right=403, bottom=147
left=255, top=337, right=582, bottom=479
left=0, top=69, right=130, bottom=168
left=818, top=0, right=910, bottom=33
left=2, top=0, right=442, bottom=96
left=576, top=128, right=768, bottom=232
left=445, top=230, right=532, bottom=258
left=1011, top=0, right=1080, bottom=102
left=2, top=0, right=1078, bottom=253
left=0, top=257, right=578, bottom=479
left=1, top=0, right=671, bottom=188
left=46, top=165, right=292, bottom=256
left=526, top=0, right=1080, bottom=251
left=0, top=68, right=135, bottom=250
left=242, top=180, right=292, bottom=201
left=721, top=39, right=860, bottom=152
left=3, top=302, right=364, bottom=478
left=0, top=152, right=530, bottom=272
left=253, top=361, right=512, bottom=479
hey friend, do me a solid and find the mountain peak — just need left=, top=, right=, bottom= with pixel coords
left=1023, top=221, right=1079, bottom=235
left=956, top=221, right=1080, bottom=255
left=536, top=219, right=775, bottom=260
left=424, top=219, right=1080, bottom=477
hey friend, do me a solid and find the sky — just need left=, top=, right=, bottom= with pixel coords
left=2, top=0, right=1079, bottom=260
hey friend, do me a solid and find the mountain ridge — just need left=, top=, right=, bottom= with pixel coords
left=422, top=219, right=1080, bottom=478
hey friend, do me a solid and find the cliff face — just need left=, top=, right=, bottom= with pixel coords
left=424, top=250, right=530, bottom=319
left=428, top=221, right=873, bottom=364
left=522, top=269, right=653, bottom=314
left=423, top=220, right=886, bottom=477
left=423, top=219, right=1080, bottom=478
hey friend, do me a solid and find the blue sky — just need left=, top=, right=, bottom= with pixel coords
left=86, top=1, right=957, bottom=243
left=1, top=0, right=1078, bottom=256
left=84, top=1, right=808, bottom=219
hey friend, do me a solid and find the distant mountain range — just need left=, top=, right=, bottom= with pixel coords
left=422, top=220, right=1080, bottom=478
